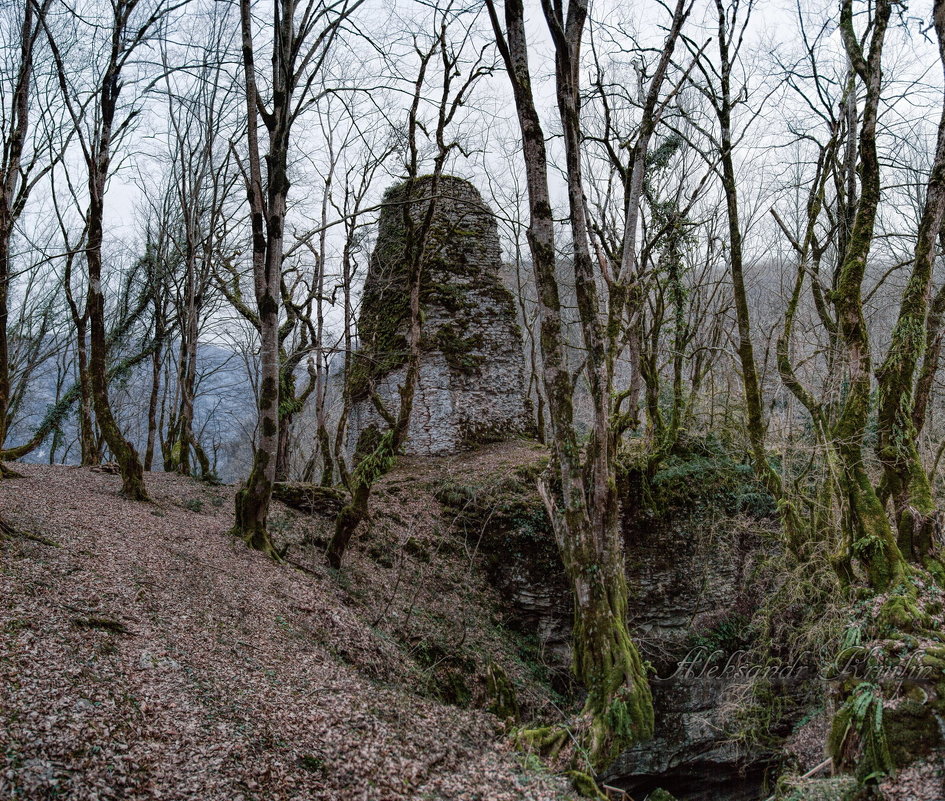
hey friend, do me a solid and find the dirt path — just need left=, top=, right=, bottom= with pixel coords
left=0, top=463, right=567, bottom=801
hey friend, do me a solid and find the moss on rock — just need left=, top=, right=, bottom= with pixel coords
left=346, top=174, right=531, bottom=458
left=486, top=660, right=520, bottom=720
left=272, top=483, right=347, bottom=517
left=348, top=175, right=518, bottom=401
left=883, top=698, right=944, bottom=768
left=877, top=594, right=933, bottom=634
left=646, top=790, right=679, bottom=801
left=564, top=770, right=606, bottom=799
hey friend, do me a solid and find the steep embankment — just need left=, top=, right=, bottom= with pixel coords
left=0, top=451, right=571, bottom=801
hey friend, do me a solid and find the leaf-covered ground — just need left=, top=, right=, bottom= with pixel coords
left=0, top=455, right=571, bottom=801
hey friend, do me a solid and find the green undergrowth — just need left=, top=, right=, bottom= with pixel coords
left=277, top=436, right=945, bottom=798
left=766, top=567, right=945, bottom=795
left=775, top=775, right=859, bottom=801
left=623, top=440, right=867, bottom=779
left=628, top=434, right=778, bottom=523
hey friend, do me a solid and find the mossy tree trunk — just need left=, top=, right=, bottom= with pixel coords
left=86, top=136, right=147, bottom=499
left=486, top=0, right=689, bottom=770
left=912, top=248, right=945, bottom=439
left=232, top=0, right=283, bottom=556
left=313, top=170, right=335, bottom=485
left=144, top=280, right=164, bottom=472
left=829, top=0, right=904, bottom=590
left=540, top=466, right=655, bottom=765
left=772, top=136, right=842, bottom=559
left=875, top=1, right=945, bottom=562
left=274, top=339, right=316, bottom=483
left=217, top=264, right=316, bottom=487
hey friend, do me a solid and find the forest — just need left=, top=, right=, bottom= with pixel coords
left=2, top=0, right=945, bottom=799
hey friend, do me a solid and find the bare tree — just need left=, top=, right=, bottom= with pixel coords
left=232, top=0, right=365, bottom=554
left=146, top=14, right=240, bottom=479
left=0, top=0, right=57, bottom=465
left=42, top=0, right=186, bottom=498
left=326, top=0, right=494, bottom=569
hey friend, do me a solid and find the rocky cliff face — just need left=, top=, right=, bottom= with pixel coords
left=610, top=485, right=773, bottom=801
left=438, top=446, right=780, bottom=800
left=347, top=176, right=531, bottom=457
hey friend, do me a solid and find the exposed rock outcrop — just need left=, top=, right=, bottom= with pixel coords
left=347, top=176, right=530, bottom=457
left=609, top=503, right=772, bottom=801
left=271, top=482, right=346, bottom=517
left=438, top=445, right=780, bottom=800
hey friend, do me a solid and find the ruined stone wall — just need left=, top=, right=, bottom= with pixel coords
left=347, top=176, right=531, bottom=457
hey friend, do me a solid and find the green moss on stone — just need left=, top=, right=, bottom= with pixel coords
left=777, top=776, right=858, bottom=801
left=883, top=698, right=943, bottom=767
left=877, top=594, right=932, bottom=634
left=433, top=323, right=485, bottom=373
left=486, top=660, right=520, bottom=720
left=348, top=175, right=517, bottom=400
left=646, top=790, right=679, bottom=801
left=565, top=770, right=606, bottom=799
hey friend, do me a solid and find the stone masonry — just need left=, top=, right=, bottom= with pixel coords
left=347, top=175, right=531, bottom=456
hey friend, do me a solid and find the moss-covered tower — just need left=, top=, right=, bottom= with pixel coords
left=347, top=176, right=530, bottom=456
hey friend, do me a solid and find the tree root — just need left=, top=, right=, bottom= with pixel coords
left=0, top=462, right=24, bottom=478
left=0, top=514, right=16, bottom=539
left=13, top=530, right=59, bottom=547
left=242, top=531, right=286, bottom=563
left=564, top=770, right=607, bottom=799
left=513, top=720, right=612, bottom=798
left=514, top=724, right=570, bottom=762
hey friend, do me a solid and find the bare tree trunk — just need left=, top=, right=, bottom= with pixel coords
left=145, top=328, right=162, bottom=471
left=144, top=248, right=166, bottom=472
left=75, top=317, right=99, bottom=466
left=326, top=177, right=430, bottom=569
left=326, top=13, right=484, bottom=569
left=233, top=0, right=362, bottom=552
left=314, top=178, right=333, bottom=485
left=707, top=0, right=805, bottom=536
left=232, top=0, right=280, bottom=554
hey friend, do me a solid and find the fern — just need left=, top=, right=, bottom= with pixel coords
left=828, top=682, right=893, bottom=780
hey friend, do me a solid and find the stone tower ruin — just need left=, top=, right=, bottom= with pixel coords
left=346, top=175, right=531, bottom=456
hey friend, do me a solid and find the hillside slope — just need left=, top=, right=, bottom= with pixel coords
left=0, top=455, right=571, bottom=801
